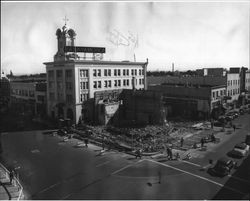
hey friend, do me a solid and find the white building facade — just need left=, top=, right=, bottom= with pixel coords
left=226, top=73, right=240, bottom=103
left=44, top=24, right=148, bottom=124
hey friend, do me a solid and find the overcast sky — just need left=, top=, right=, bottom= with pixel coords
left=1, top=1, right=249, bottom=74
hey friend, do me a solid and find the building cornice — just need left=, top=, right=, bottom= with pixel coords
left=43, top=60, right=147, bottom=66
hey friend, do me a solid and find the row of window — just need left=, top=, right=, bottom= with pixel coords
left=48, top=70, right=73, bottom=79
left=49, top=92, right=73, bottom=103
left=227, top=79, right=240, bottom=86
left=12, top=89, right=35, bottom=97
left=245, top=78, right=250, bottom=83
left=48, top=81, right=73, bottom=90
left=227, top=88, right=240, bottom=96
left=93, top=78, right=144, bottom=89
left=80, top=81, right=89, bottom=90
left=80, top=93, right=88, bottom=102
left=93, top=68, right=144, bottom=77
left=212, top=89, right=226, bottom=99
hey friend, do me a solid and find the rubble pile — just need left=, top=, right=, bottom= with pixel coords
left=77, top=120, right=215, bottom=153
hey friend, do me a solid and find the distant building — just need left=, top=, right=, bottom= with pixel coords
left=0, top=75, right=10, bottom=113
left=44, top=23, right=148, bottom=124
left=196, top=68, right=226, bottom=77
left=149, top=83, right=226, bottom=119
left=10, top=81, right=47, bottom=116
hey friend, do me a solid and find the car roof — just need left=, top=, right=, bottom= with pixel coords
left=218, top=156, right=231, bottom=164
left=235, top=143, right=247, bottom=149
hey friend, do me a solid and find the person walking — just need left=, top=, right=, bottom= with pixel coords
left=211, top=133, right=216, bottom=143
left=84, top=138, right=89, bottom=147
left=233, top=124, right=236, bottom=132
left=9, top=170, right=14, bottom=185
left=201, top=138, right=204, bottom=147
left=180, top=137, right=184, bottom=147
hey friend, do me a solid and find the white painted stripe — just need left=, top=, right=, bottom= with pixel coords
left=37, top=181, right=61, bottom=194
left=96, top=161, right=110, bottom=167
left=181, top=160, right=201, bottom=167
left=146, top=159, right=245, bottom=195
left=111, top=159, right=144, bottom=175
left=228, top=175, right=250, bottom=184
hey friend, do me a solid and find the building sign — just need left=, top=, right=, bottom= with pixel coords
left=64, top=46, right=105, bottom=53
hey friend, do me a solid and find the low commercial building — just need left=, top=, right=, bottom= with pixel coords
left=10, top=81, right=47, bottom=116
left=149, top=83, right=226, bottom=120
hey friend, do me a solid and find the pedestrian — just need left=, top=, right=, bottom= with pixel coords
left=158, top=171, right=161, bottom=184
left=84, top=138, right=88, bottom=147
left=201, top=138, right=204, bottom=147
left=166, top=147, right=171, bottom=159
left=169, top=148, right=173, bottom=160
left=180, top=137, right=184, bottom=147
left=233, top=124, right=236, bottom=132
left=9, top=170, right=14, bottom=185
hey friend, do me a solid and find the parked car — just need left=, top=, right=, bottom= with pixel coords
left=209, top=157, right=237, bottom=177
left=228, top=142, right=249, bottom=158
left=57, top=129, right=68, bottom=136
left=245, top=134, right=250, bottom=145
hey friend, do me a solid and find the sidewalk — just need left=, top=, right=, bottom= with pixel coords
left=0, top=163, right=24, bottom=200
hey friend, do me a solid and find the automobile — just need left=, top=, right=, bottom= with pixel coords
left=57, top=129, right=68, bottom=136
left=209, top=157, right=237, bottom=177
left=228, top=142, right=249, bottom=158
left=245, top=134, right=250, bottom=145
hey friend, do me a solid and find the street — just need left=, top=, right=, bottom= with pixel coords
left=0, top=113, right=249, bottom=199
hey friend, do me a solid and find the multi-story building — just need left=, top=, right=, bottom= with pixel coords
left=226, top=69, right=241, bottom=104
left=44, top=23, right=148, bottom=124
left=10, top=81, right=47, bottom=116
left=245, top=71, right=250, bottom=92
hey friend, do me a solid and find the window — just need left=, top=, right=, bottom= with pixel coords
left=139, top=69, right=141, bottom=75
left=114, top=69, right=117, bottom=76
left=108, top=80, right=111, bottom=87
left=80, top=81, right=89, bottom=90
left=131, top=69, right=134, bottom=76
left=142, top=69, right=144, bottom=75
left=80, top=93, right=88, bottom=102
left=135, top=69, right=137, bottom=76
left=66, top=94, right=73, bottom=103
left=108, top=69, right=111, bottom=76
left=93, top=69, right=97, bottom=77
left=139, top=79, right=141, bottom=85
left=66, top=82, right=72, bottom=90
left=93, top=81, right=97, bottom=89
left=98, top=69, right=101, bottom=77
left=48, top=70, right=54, bottom=79
left=56, top=70, right=62, bottom=78
left=65, top=70, right=72, bottom=78
left=127, top=79, right=129, bottom=86
left=227, top=81, right=230, bottom=86
left=98, top=81, right=101, bottom=88
left=49, top=81, right=54, bottom=89
left=114, top=80, right=117, bottom=87
left=118, top=69, right=121, bottom=76
left=123, top=69, right=126, bottom=76
left=57, top=93, right=63, bottom=101
left=80, top=69, right=88, bottom=77
left=104, top=69, right=108, bottom=76
left=49, top=92, right=55, bottom=101
left=127, top=69, right=129, bottom=76
left=142, top=78, right=144, bottom=84
left=57, top=81, right=63, bottom=90
left=212, top=91, right=215, bottom=98
left=104, top=80, right=108, bottom=88
left=123, top=79, right=126, bottom=86
left=118, top=80, right=121, bottom=87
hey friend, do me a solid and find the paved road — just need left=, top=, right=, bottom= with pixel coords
left=0, top=114, right=249, bottom=199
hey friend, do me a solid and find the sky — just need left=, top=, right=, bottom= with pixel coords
left=1, top=1, right=249, bottom=75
